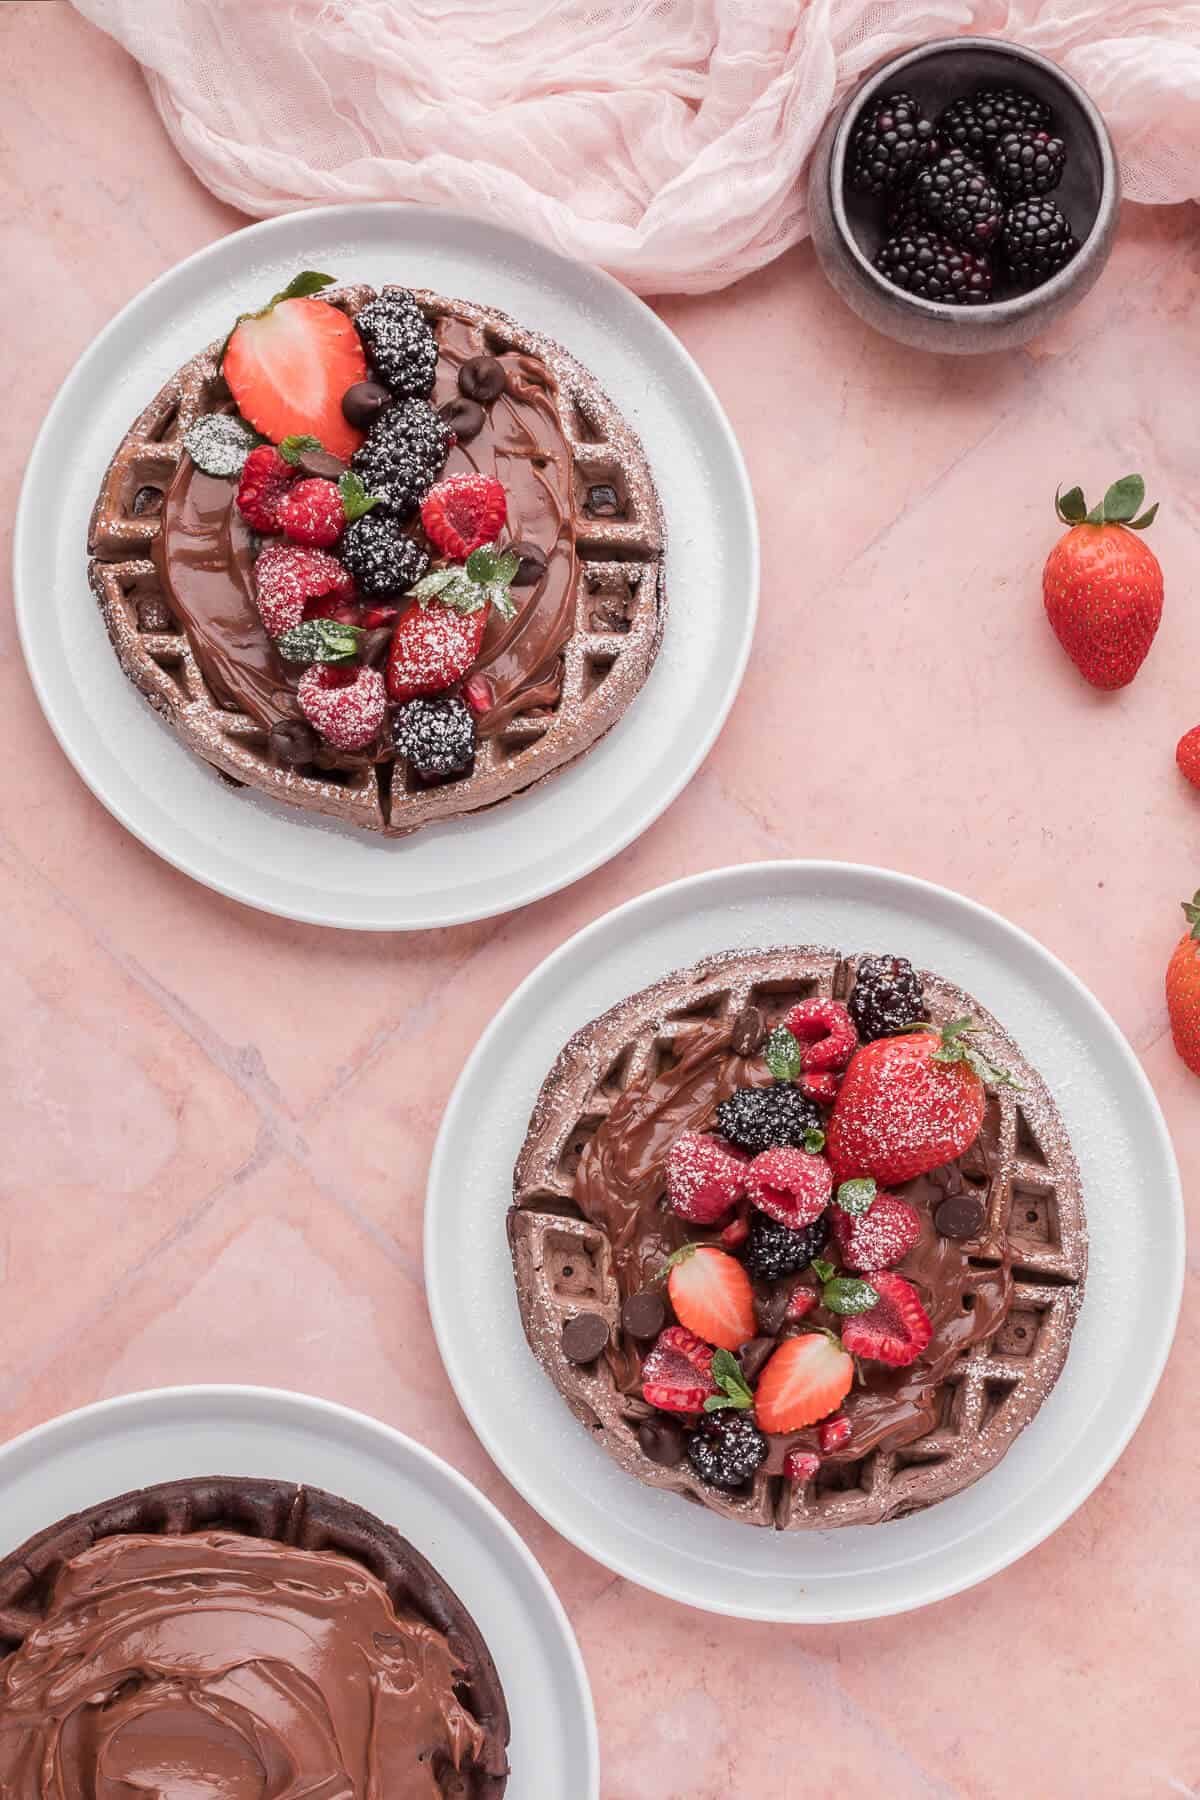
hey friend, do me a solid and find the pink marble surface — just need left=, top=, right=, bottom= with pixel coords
left=2, top=5, right=1198, bottom=1794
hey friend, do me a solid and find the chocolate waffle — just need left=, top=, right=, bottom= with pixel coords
left=0, top=1475, right=509, bottom=1795
left=510, top=948, right=1087, bottom=1529
left=88, top=286, right=665, bottom=836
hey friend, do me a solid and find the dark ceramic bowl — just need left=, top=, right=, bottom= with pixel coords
left=808, top=38, right=1119, bottom=353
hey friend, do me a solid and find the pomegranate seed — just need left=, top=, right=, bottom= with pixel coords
left=783, top=1448, right=821, bottom=1483
left=464, top=673, right=495, bottom=714
left=818, top=1414, right=852, bottom=1453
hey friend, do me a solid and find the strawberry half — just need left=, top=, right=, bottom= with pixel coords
left=831, top=1192, right=920, bottom=1272
left=640, top=1325, right=716, bottom=1415
left=223, top=278, right=367, bottom=461
left=667, top=1246, right=756, bottom=1352
left=421, top=474, right=507, bottom=559
left=744, top=1146, right=832, bottom=1229
left=666, top=1131, right=748, bottom=1225
left=840, top=1272, right=932, bottom=1368
left=754, top=1333, right=854, bottom=1434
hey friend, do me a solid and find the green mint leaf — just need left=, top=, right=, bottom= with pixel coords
left=764, top=1025, right=803, bottom=1083
left=1129, top=502, right=1160, bottom=531
left=1055, top=485, right=1087, bottom=525
left=821, top=1276, right=879, bottom=1317
left=278, top=433, right=323, bottom=467
left=493, top=548, right=520, bottom=586
left=484, top=580, right=518, bottom=623
left=810, top=1258, right=836, bottom=1286
left=339, top=471, right=380, bottom=522
left=709, top=1348, right=754, bottom=1409
left=182, top=413, right=261, bottom=478
left=1100, top=474, right=1144, bottom=524
left=269, top=270, right=336, bottom=307
left=835, top=1178, right=876, bottom=1217
left=803, top=1127, right=826, bottom=1154
left=703, top=1395, right=742, bottom=1413
left=466, top=544, right=501, bottom=584
left=275, top=619, right=363, bottom=665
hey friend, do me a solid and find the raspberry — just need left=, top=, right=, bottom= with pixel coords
left=421, top=473, right=508, bottom=559
left=744, top=1146, right=832, bottom=1229
left=666, top=1132, right=748, bottom=1225
left=640, top=1326, right=717, bottom=1415
left=831, top=1192, right=920, bottom=1272
left=277, top=478, right=346, bottom=549
left=297, top=663, right=387, bottom=752
left=253, top=543, right=354, bottom=637
left=236, top=445, right=295, bottom=533
left=782, top=999, right=857, bottom=1072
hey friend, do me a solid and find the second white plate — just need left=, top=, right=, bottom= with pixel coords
left=426, top=860, right=1183, bottom=1622
left=15, top=205, right=756, bottom=930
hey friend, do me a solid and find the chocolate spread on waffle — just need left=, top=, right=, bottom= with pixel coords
left=152, top=307, right=576, bottom=750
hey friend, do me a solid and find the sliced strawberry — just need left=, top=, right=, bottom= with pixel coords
left=297, top=663, right=386, bottom=752
left=640, top=1325, right=716, bottom=1415
left=666, top=1131, right=748, bottom=1225
left=785, top=1282, right=817, bottom=1322
left=667, top=1246, right=756, bottom=1352
left=386, top=601, right=486, bottom=703
left=783, top=1447, right=821, bottom=1483
left=744, top=1146, right=832, bottom=1229
left=754, top=1333, right=854, bottom=1434
left=236, top=445, right=295, bottom=533
left=840, top=1272, right=932, bottom=1368
left=832, top=1192, right=920, bottom=1272
left=784, top=999, right=857, bottom=1072
left=420, top=473, right=507, bottom=559
left=818, top=1414, right=852, bottom=1453
left=254, top=543, right=354, bottom=637
left=224, top=297, right=367, bottom=461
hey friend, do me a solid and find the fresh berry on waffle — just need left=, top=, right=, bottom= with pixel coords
left=510, top=947, right=1087, bottom=1528
left=88, top=273, right=665, bottom=836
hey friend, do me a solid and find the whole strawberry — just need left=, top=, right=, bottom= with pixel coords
left=1043, top=475, right=1163, bottom=690
left=387, top=543, right=519, bottom=704
left=1166, top=893, right=1200, bottom=1076
left=826, top=1019, right=1012, bottom=1186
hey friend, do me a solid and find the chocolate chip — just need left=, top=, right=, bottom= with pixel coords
left=935, top=1193, right=986, bottom=1240
left=458, top=355, right=506, bottom=403
left=294, top=446, right=347, bottom=481
left=341, top=380, right=393, bottom=431
left=132, top=486, right=163, bottom=517
left=730, top=1005, right=766, bottom=1057
left=637, top=1418, right=684, bottom=1467
left=621, top=1290, right=665, bottom=1342
left=363, top=627, right=394, bottom=668
left=438, top=396, right=485, bottom=442
left=136, top=596, right=172, bottom=633
left=561, top=1312, right=609, bottom=1363
left=268, top=719, right=319, bottom=766
left=507, top=540, right=547, bottom=587
left=587, top=483, right=622, bottom=518
left=737, top=1336, right=776, bottom=1382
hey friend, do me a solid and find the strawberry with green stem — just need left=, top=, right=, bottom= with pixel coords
left=1167, top=893, right=1200, bottom=1076
left=386, top=543, right=519, bottom=704
left=1043, top=474, right=1163, bottom=690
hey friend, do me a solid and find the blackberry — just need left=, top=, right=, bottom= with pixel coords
left=991, top=129, right=1066, bottom=198
left=354, top=290, right=438, bottom=400
left=350, top=399, right=450, bottom=517
left=742, top=1212, right=830, bottom=1282
left=1003, top=197, right=1078, bottom=286
left=848, top=955, right=926, bottom=1043
left=847, top=91, right=937, bottom=195
left=392, top=696, right=477, bottom=781
left=938, top=88, right=1051, bottom=157
left=340, top=513, right=429, bottom=597
left=686, top=1410, right=767, bottom=1491
left=716, top=1085, right=822, bottom=1155
left=885, top=174, right=925, bottom=235
left=874, top=230, right=992, bottom=306
left=914, top=150, right=1004, bottom=249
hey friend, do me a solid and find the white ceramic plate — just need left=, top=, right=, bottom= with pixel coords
left=14, top=206, right=757, bottom=930
left=427, top=861, right=1184, bottom=1622
left=0, top=1385, right=598, bottom=1794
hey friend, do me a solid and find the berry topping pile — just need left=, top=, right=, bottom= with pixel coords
left=625, top=964, right=1015, bottom=1493
left=849, top=83, right=1078, bottom=306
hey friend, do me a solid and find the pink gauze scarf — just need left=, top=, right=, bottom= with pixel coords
left=71, top=0, right=1200, bottom=294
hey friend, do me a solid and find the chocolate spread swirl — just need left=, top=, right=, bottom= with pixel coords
left=574, top=1018, right=1013, bottom=1461
left=151, top=306, right=576, bottom=745
left=0, top=1531, right=486, bottom=1798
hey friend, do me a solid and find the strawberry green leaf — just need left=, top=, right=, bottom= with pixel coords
left=1182, top=894, right=1200, bottom=942
left=278, top=433, right=324, bottom=466
left=339, top=471, right=380, bottom=522
left=835, top=1178, right=876, bottom=1217
left=702, top=1395, right=745, bottom=1412
left=1055, top=485, right=1087, bottom=525
left=821, top=1276, right=880, bottom=1316
left=1100, top=474, right=1145, bottom=524
left=268, top=270, right=336, bottom=307
left=764, top=1025, right=803, bottom=1082
left=1129, top=502, right=1160, bottom=531
left=275, top=619, right=363, bottom=664
left=931, top=1018, right=1019, bottom=1089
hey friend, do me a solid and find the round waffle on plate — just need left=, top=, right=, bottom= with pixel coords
left=0, top=1475, right=509, bottom=1795
left=510, top=947, right=1087, bottom=1529
left=87, top=285, right=665, bottom=837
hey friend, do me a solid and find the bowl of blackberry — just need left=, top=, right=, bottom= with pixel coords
left=808, top=38, right=1118, bottom=353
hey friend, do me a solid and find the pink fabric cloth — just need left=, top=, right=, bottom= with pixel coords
left=71, top=0, right=1200, bottom=293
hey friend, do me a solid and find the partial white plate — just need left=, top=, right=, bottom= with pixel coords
left=0, top=1385, right=597, bottom=1795
left=427, top=861, right=1183, bottom=1622
left=15, top=205, right=756, bottom=930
